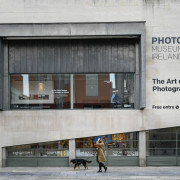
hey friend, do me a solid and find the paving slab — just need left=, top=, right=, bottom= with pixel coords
left=0, top=167, right=180, bottom=180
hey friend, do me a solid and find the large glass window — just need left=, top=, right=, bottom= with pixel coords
left=6, top=140, right=69, bottom=158
left=146, top=128, right=177, bottom=156
left=11, top=74, right=71, bottom=109
left=108, top=132, right=138, bottom=157
left=76, top=132, right=138, bottom=157
left=10, top=73, right=135, bottom=110
left=74, top=73, right=134, bottom=109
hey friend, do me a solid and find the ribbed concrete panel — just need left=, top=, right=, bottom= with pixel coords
left=8, top=38, right=136, bottom=74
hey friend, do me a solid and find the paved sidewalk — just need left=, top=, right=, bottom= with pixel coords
left=0, top=167, right=180, bottom=180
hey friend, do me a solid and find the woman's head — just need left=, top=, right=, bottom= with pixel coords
left=98, top=138, right=102, bottom=143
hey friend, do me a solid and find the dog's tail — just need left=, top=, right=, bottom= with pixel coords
left=86, top=161, right=92, bottom=163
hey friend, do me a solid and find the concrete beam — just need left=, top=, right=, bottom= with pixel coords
left=0, top=22, right=145, bottom=37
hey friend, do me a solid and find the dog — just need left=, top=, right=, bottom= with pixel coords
left=70, top=159, right=92, bottom=170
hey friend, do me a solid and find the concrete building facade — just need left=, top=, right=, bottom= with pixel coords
left=0, top=0, right=180, bottom=167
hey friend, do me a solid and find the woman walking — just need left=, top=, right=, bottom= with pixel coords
left=96, top=138, right=107, bottom=173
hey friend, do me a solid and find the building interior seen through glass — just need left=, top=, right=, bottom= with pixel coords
left=76, top=132, right=138, bottom=157
left=146, top=127, right=180, bottom=156
left=6, top=140, right=69, bottom=158
left=10, top=73, right=134, bottom=109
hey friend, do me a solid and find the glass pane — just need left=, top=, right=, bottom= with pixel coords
left=74, top=73, right=135, bottom=109
left=11, top=73, right=135, bottom=110
left=149, top=132, right=176, bottom=140
left=76, top=148, right=96, bottom=157
left=76, top=137, right=96, bottom=148
left=6, top=140, right=69, bottom=157
left=149, top=127, right=176, bottom=133
left=178, top=141, right=180, bottom=148
left=38, top=149, right=69, bottom=157
left=148, top=141, right=176, bottom=148
left=111, top=132, right=138, bottom=141
left=11, top=74, right=70, bottom=109
left=146, top=128, right=178, bottom=157
left=108, top=132, right=138, bottom=157
left=148, top=148, right=176, bottom=156
left=177, top=127, right=180, bottom=133
left=38, top=140, right=69, bottom=149
left=109, top=140, right=138, bottom=149
left=86, top=74, right=98, bottom=96
left=108, top=148, right=138, bottom=156
left=178, top=133, right=180, bottom=140
left=7, top=150, right=37, bottom=157
left=6, top=144, right=38, bottom=151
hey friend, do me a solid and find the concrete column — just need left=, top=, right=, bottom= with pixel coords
left=69, top=139, right=76, bottom=167
left=0, top=147, right=6, bottom=168
left=2, top=148, right=6, bottom=167
left=139, top=131, right=146, bottom=167
left=3, top=41, right=9, bottom=110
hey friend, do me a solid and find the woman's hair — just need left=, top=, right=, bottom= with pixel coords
left=99, top=138, right=102, bottom=143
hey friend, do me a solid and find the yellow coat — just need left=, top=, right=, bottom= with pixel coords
left=96, top=141, right=107, bottom=163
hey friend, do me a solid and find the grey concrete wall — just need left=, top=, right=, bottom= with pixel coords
left=0, top=110, right=143, bottom=147
left=0, top=0, right=177, bottom=24
left=0, top=0, right=180, bottom=154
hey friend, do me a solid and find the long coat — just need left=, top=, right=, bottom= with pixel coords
left=96, top=141, right=107, bottom=163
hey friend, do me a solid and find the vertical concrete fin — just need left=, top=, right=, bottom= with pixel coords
left=140, top=31, right=146, bottom=109
left=3, top=41, right=9, bottom=110
left=0, top=39, right=2, bottom=110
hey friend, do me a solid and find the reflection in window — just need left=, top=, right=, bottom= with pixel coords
left=76, top=132, right=138, bottom=157
left=10, top=73, right=135, bottom=110
left=11, top=74, right=71, bottom=109
left=74, top=73, right=134, bottom=109
left=146, top=128, right=177, bottom=156
left=86, top=74, right=98, bottom=97
left=6, top=140, right=69, bottom=157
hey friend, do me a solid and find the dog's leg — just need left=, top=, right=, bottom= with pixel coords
left=78, top=165, right=80, bottom=170
left=74, top=164, right=77, bottom=171
left=83, top=163, right=86, bottom=170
